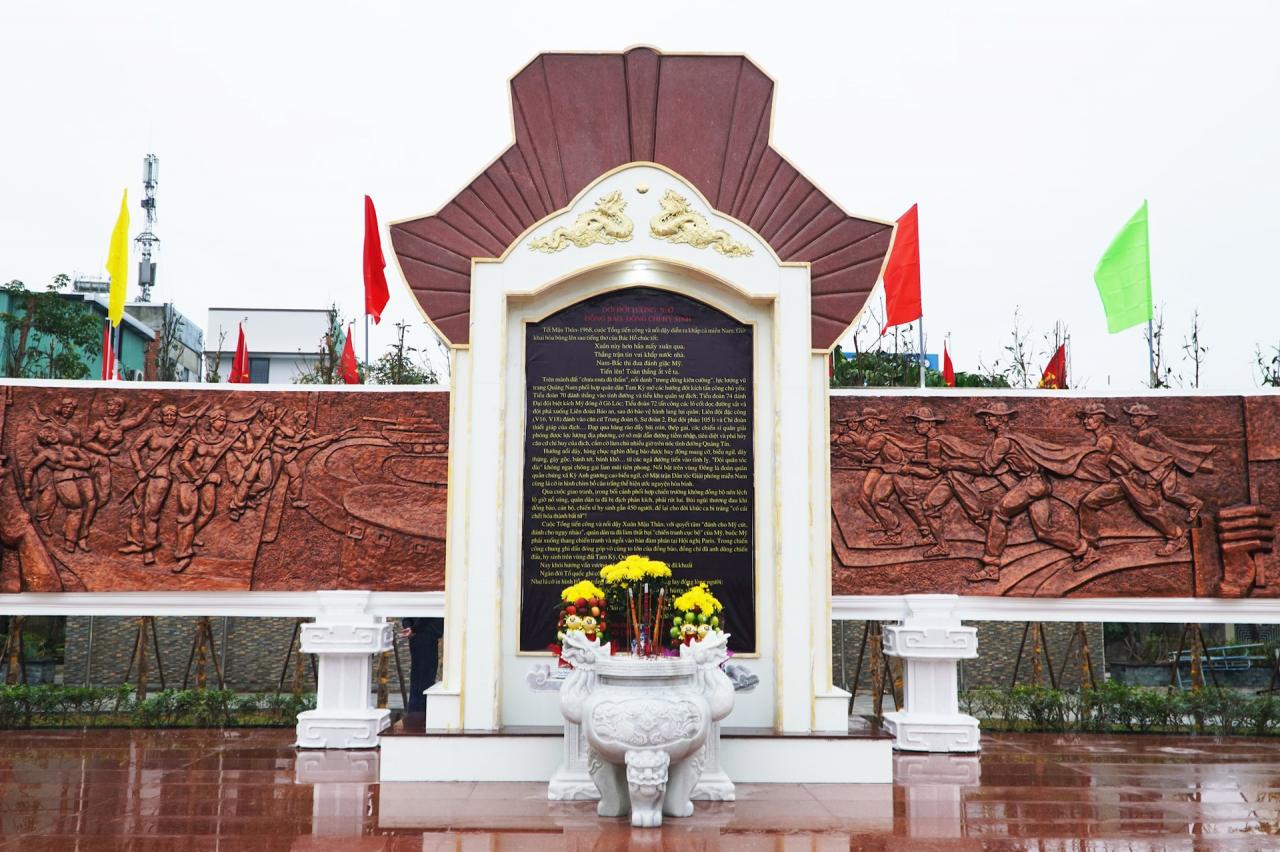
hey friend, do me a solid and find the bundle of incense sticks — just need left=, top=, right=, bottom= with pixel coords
left=652, top=587, right=665, bottom=653
left=643, top=584, right=650, bottom=655
left=628, top=587, right=640, bottom=655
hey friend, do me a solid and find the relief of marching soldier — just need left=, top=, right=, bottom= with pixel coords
left=119, top=404, right=191, bottom=564
left=1074, top=403, right=1198, bottom=570
left=892, top=406, right=989, bottom=559
left=23, top=427, right=96, bottom=553
left=832, top=396, right=1223, bottom=593
left=171, top=408, right=236, bottom=569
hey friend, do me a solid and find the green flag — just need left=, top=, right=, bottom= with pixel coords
left=1093, top=200, right=1152, bottom=333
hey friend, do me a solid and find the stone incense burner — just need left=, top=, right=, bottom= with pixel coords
left=558, top=630, right=735, bottom=827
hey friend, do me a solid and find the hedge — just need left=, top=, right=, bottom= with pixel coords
left=962, top=683, right=1280, bottom=736
left=0, top=685, right=315, bottom=729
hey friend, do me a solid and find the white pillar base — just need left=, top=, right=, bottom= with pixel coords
left=295, top=591, right=393, bottom=749
left=423, top=683, right=462, bottom=731
left=882, top=595, right=980, bottom=753
left=813, top=687, right=853, bottom=733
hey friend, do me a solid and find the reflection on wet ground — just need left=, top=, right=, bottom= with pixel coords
left=1, top=728, right=1278, bottom=849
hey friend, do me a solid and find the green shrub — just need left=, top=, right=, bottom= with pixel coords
left=963, top=682, right=1276, bottom=737
left=0, top=685, right=315, bottom=729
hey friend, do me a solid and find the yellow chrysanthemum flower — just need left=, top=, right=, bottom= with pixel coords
left=598, top=555, right=671, bottom=586
left=560, top=579, right=606, bottom=603
left=673, top=583, right=723, bottom=614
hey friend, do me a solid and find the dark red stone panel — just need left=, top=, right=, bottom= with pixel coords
left=624, top=47, right=661, bottom=162
left=830, top=394, right=1271, bottom=599
left=652, top=55, right=744, bottom=203
left=717, top=64, right=775, bottom=212
left=510, top=57, right=569, bottom=207
left=0, top=386, right=449, bottom=593
left=543, top=54, right=633, bottom=194
left=390, top=48, right=893, bottom=350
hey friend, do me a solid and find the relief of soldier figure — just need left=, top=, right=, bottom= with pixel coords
left=4, top=393, right=358, bottom=584
left=831, top=398, right=1225, bottom=592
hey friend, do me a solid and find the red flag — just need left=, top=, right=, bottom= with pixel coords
left=942, top=342, right=956, bottom=387
left=363, top=195, right=390, bottom=324
left=881, top=203, right=922, bottom=333
left=340, top=325, right=360, bottom=384
left=1039, top=343, right=1068, bottom=389
left=229, top=323, right=251, bottom=384
left=100, top=319, right=114, bottom=380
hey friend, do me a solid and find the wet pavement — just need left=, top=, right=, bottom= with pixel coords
left=1, top=727, right=1278, bottom=849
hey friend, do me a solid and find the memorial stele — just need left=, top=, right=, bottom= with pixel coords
left=4, top=47, right=1280, bottom=791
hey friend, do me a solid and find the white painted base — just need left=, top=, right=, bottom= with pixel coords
left=719, top=735, right=893, bottom=783
left=883, top=711, right=981, bottom=753
left=813, top=688, right=854, bottom=733
left=379, top=733, right=565, bottom=782
left=380, top=730, right=893, bottom=785
left=423, top=683, right=462, bottom=731
left=296, top=708, right=390, bottom=750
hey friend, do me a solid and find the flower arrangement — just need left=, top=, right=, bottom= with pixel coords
left=552, top=558, right=730, bottom=658
left=599, top=555, right=672, bottom=585
left=596, top=556, right=672, bottom=657
left=554, top=579, right=608, bottom=656
left=670, top=583, right=724, bottom=646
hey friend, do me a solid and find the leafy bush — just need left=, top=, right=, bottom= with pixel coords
left=963, top=682, right=1278, bottom=737
left=0, top=685, right=315, bottom=729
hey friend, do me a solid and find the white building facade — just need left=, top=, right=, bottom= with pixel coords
left=205, top=307, right=329, bottom=384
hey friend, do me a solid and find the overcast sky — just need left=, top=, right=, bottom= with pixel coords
left=2, top=1, right=1277, bottom=389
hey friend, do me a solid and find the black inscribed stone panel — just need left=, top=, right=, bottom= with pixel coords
left=520, top=286, right=755, bottom=653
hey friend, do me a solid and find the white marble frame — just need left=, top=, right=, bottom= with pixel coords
left=428, top=163, right=847, bottom=734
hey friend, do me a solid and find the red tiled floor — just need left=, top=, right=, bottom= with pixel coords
left=0, top=728, right=1278, bottom=848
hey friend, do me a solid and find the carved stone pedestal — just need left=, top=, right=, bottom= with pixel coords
left=295, top=591, right=393, bottom=749
left=881, top=595, right=980, bottom=753
left=559, top=632, right=735, bottom=828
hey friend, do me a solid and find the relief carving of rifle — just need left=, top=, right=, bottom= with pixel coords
left=117, top=402, right=211, bottom=503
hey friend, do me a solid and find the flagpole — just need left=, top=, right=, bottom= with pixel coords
left=364, top=313, right=370, bottom=378
left=918, top=319, right=926, bottom=388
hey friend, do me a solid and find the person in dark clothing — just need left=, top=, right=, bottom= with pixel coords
left=399, top=617, right=443, bottom=713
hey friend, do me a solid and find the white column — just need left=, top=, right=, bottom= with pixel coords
left=773, top=269, right=814, bottom=733
left=881, top=595, right=980, bottom=752
left=456, top=278, right=506, bottom=731
left=295, top=590, right=393, bottom=749
left=810, top=352, right=851, bottom=732
left=425, top=347, right=470, bottom=730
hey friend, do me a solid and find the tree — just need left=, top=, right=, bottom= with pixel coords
left=1256, top=343, right=1280, bottom=387
left=154, top=302, right=185, bottom=382
left=204, top=328, right=227, bottom=383
left=1144, top=304, right=1177, bottom=389
left=367, top=321, right=440, bottom=385
left=1181, top=310, right=1207, bottom=389
left=995, top=307, right=1040, bottom=389
left=295, top=304, right=356, bottom=384
left=1, top=275, right=102, bottom=379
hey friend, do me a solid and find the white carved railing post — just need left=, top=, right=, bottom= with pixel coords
left=881, top=595, right=980, bottom=752
left=295, top=590, right=393, bottom=749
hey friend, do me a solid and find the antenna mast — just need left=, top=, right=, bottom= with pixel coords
left=134, top=154, right=160, bottom=302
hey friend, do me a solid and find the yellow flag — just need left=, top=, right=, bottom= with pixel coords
left=105, top=189, right=129, bottom=327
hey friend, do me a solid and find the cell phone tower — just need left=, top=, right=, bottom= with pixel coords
left=134, top=154, right=160, bottom=302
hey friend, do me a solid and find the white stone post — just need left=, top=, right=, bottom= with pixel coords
left=295, top=590, right=393, bottom=749
left=881, top=595, right=980, bottom=752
